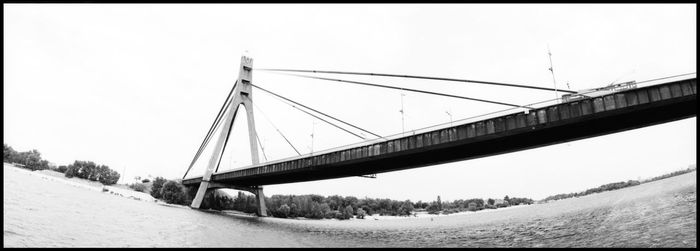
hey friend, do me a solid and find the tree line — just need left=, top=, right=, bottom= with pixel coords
left=198, top=192, right=413, bottom=220
left=641, top=165, right=696, bottom=183
left=541, top=165, right=696, bottom=202
left=541, top=180, right=641, bottom=202
left=63, top=160, right=121, bottom=185
left=4, top=144, right=51, bottom=171
left=192, top=191, right=535, bottom=220
left=4, top=143, right=121, bottom=186
left=416, top=195, right=535, bottom=215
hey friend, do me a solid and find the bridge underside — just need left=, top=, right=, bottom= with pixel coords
left=183, top=79, right=696, bottom=189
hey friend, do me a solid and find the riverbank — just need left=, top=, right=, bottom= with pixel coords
left=4, top=163, right=156, bottom=203
left=255, top=171, right=696, bottom=247
left=5, top=162, right=695, bottom=247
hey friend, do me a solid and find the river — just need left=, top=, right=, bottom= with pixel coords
left=3, top=163, right=696, bottom=247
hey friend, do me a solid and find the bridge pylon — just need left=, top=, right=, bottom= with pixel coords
left=189, top=55, right=267, bottom=217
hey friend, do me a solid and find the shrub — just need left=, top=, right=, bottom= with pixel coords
left=342, top=205, right=354, bottom=220
left=150, top=177, right=167, bottom=199
left=487, top=198, right=495, bottom=206
left=496, top=201, right=510, bottom=208
left=442, top=208, right=459, bottom=215
left=289, top=203, right=298, bottom=218
left=278, top=204, right=291, bottom=218
left=467, top=202, right=478, bottom=211
left=160, top=181, right=187, bottom=205
left=426, top=203, right=440, bottom=214
left=65, top=166, right=76, bottom=178
left=129, top=183, right=147, bottom=192
left=398, top=200, right=414, bottom=216
left=142, top=178, right=151, bottom=183
left=356, top=208, right=366, bottom=219
left=320, top=203, right=332, bottom=219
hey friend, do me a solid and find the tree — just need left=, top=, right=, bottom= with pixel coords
left=342, top=205, right=354, bottom=220
left=16, top=149, right=44, bottom=170
left=100, top=169, right=120, bottom=185
left=468, top=202, right=478, bottom=211
left=319, top=203, right=332, bottom=219
left=398, top=200, right=414, bottom=216
left=487, top=198, right=495, bottom=206
left=327, top=195, right=342, bottom=211
left=356, top=208, right=366, bottom=219
left=437, top=195, right=442, bottom=211
left=3, top=145, right=51, bottom=171
left=65, top=165, right=77, bottom=178
left=309, top=202, right=323, bottom=219
left=278, top=204, right=291, bottom=218
left=57, top=165, right=68, bottom=173
left=160, top=181, right=187, bottom=205
left=150, top=177, right=167, bottom=199
left=3, top=144, right=16, bottom=162
left=289, top=203, right=299, bottom=218
left=426, top=202, right=440, bottom=214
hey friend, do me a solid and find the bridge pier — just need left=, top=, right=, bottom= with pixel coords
left=192, top=182, right=268, bottom=216
left=188, top=55, right=268, bottom=217
left=254, top=186, right=268, bottom=217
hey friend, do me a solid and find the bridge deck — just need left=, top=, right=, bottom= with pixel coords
left=182, top=78, right=696, bottom=187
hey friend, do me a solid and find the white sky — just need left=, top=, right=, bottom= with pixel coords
left=4, top=4, right=696, bottom=201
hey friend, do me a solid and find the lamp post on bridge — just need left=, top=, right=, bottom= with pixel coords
left=400, top=91, right=406, bottom=135
left=445, top=110, right=452, bottom=127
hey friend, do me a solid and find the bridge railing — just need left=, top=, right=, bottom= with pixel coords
left=189, top=73, right=696, bottom=178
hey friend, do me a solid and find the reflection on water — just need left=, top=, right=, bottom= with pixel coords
left=3, top=164, right=696, bottom=247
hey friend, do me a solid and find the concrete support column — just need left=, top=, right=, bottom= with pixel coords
left=190, top=55, right=268, bottom=216
left=190, top=100, right=241, bottom=209
left=190, top=180, right=211, bottom=208
left=255, top=186, right=268, bottom=217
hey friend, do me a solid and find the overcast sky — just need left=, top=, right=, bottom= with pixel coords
left=4, top=4, right=696, bottom=201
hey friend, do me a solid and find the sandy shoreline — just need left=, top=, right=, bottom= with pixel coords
left=4, top=163, right=156, bottom=203
left=4, top=162, right=696, bottom=247
left=5, top=163, right=527, bottom=221
left=5, top=163, right=696, bottom=226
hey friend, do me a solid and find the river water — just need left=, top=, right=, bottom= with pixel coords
left=3, top=164, right=696, bottom=247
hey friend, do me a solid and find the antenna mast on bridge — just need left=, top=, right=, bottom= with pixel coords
left=547, top=45, right=559, bottom=100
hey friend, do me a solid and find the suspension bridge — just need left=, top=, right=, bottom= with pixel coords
left=181, top=55, right=697, bottom=216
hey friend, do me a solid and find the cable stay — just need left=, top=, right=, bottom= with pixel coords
left=252, top=84, right=382, bottom=139
left=256, top=133, right=268, bottom=162
left=259, top=87, right=367, bottom=140
left=252, top=101, right=303, bottom=156
left=264, top=72, right=532, bottom=109
left=256, top=68, right=577, bottom=94
left=183, top=81, right=238, bottom=179
left=214, top=104, right=242, bottom=173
